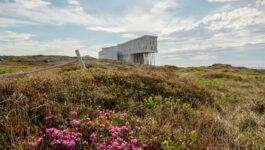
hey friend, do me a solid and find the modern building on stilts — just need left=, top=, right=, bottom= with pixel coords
left=98, top=35, right=157, bottom=65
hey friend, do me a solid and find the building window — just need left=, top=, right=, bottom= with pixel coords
left=151, top=46, right=153, bottom=50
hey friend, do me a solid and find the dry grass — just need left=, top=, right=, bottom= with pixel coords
left=176, top=66, right=265, bottom=149
left=0, top=57, right=264, bottom=149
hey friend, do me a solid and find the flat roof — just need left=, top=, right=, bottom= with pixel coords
left=101, top=35, right=157, bottom=50
left=102, top=45, right=117, bottom=49
left=118, top=35, right=157, bottom=46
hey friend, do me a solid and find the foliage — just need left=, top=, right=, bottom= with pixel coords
left=203, top=73, right=242, bottom=81
left=1, top=59, right=264, bottom=149
left=177, top=66, right=265, bottom=149
left=177, top=67, right=205, bottom=72
left=193, top=77, right=223, bottom=90
left=0, top=67, right=32, bottom=74
left=19, top=109, right=148, bottom=149
left=163, top=65, right=178, bottom=71
left=63, top=67, right=115, bottom=75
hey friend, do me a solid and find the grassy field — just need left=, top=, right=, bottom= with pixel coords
left=175, top=66, right=265, bottom=149
left=0, top=56, right=264, bottom=150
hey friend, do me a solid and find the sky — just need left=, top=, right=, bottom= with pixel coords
left=0, top=0, right=264, bottom=68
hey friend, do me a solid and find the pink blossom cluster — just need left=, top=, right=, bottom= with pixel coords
left=69, top=111, right=77, bottom=115
left=71, top=119, right=80, bottom=126
left=45, top=113, right=62, bottom=120
left=45, top=127, right=82, bottom=148
left=90, top=120, right=146, bottom=150
left=29, top=136, right=44, bottom=146
left=98, top=109, right=114, bottom=119
left=117, top=111, right=127, bottom=117
left=45, top=115, right=55, bottom=120
left=84, top=115, right=91, bottom=125
left=28, top=109, right=149, bottom=149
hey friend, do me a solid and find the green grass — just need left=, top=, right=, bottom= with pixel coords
left=193, top=77, right=223, bottom=90
left=203, top=73, right=242, bottom=81
left=177, top=67, right=206, bottom=72
left=238, top=70, right=264, bottom=75
left=0, top=67, right=32, bottom=74
left=174, top=65, right=265, bottom=149
left=0, top=59, right=264, bottom=149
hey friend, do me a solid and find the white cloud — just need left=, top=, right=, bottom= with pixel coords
left=0, top=1, right=105, bottom=27
left=202, top=7, right=265, bottom=30
left=15, top=0, right=51, bottom=8
left=0, top=31, right=33, bottom=41
left=68, top=0, right=79, bottom=5
left=0, top=30, right=103, bottom=57
left=208, top=0, right=234, bottom=2
left=0, top=0, right=194, bottom=35
left=0, top=38, right=87, bottom=56
left=85, top=44, right=109, bottom=58
left=0, top=17, right=35, bottom=27
left=160, top=54, right=181, bottom=60
left=150, top=0, right=179, bottom=13
left=122, top=34, right=138, bottom=38
left=86, top=26, right=127, bottom=33
left=191, top=54, right=216, bottom=60
left=84, top=0, right=183, bottom=34
left=256, top=0, right=265, bottom=6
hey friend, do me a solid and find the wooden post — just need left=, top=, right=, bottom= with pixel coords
left=75, top=50, right=86, bottom=69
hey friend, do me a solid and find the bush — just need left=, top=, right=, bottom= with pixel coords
left=0, top=67, right=230, bottom=149
left=203, top=73, right=242, bottom=81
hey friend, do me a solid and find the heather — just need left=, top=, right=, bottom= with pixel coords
left=0, top=57, right=264, bottom=149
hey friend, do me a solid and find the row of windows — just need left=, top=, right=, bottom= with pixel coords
left=121, top=40, right=156, bottom=49
left=122, top=45, right=156, bottom=52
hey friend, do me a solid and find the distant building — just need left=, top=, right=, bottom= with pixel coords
left=99, top=35, right=158, bottom=65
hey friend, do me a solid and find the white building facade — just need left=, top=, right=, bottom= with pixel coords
left=99, top=35, right=158, bottom=65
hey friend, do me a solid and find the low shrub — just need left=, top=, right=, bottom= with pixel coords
left=0, top=67, right=231, bottom=149
left=203, top=73, right=242, bottom=81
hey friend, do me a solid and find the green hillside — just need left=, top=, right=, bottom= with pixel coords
left=0, top=56, right=264, bottom=149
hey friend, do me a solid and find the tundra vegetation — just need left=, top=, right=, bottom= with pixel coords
left=0, top=56, right=264, bottom=149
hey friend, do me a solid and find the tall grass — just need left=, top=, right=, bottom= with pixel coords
left=0, top=67, right=233, bottom=149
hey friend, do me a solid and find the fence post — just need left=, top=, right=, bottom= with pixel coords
left=75, top=50, right=86, bottom=69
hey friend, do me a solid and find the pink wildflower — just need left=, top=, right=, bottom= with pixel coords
left=90, top=133, right=97, bottom=141
left=137, top=119, right=141, bottom=123
left=45, top=115, right=54, bottom=120
left=29, top=139, right=38, bottom=147
left=100, top=124, right=106, bottom=128
left=84, top=115, right=90, bottom=120
left=121, top=126, right=128, bottom=131
left=37, top=137, right=43, bottom=142
left=87, top=121, right=91, bottom=126
left=142, top=144, right=148, bottom=148
left=82, top=140, right=88, bottom=145
left=29, top=142, right=37, bottom=147
left=69, top=111, right=77, bottom=115
left=71, top=120, right=80, bottom=126
left=98, top=116, right=104, bottom=119
left=114, top=127, right=121, bottom=132
left=131, top=139, right=138, bottom=144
